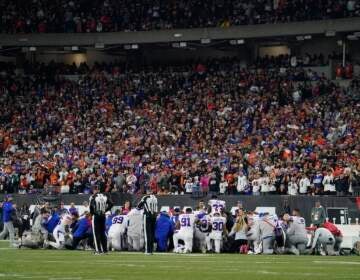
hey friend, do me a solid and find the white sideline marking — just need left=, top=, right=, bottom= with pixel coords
left=313, top=260, right=360, bottom=265
left=257, top=271, right=328, bottom=276
left=257, top=271, right=280, bottom=275
left=49, top=278, right=82, bottom=280
left=255, top=261, right=290, bottom=264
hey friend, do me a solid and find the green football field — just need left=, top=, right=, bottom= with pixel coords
left=0, top=241, right=359, bottom=280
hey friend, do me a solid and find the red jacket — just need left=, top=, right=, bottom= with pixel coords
left=323, top=221, right=342, bottom=237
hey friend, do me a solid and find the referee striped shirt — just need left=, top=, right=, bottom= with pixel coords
left=136, top=195, right=158, bottom=215
left=89, top=193, right=113, bottom=216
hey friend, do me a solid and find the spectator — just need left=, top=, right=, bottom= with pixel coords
left=0, top=0, right=359, bottom=34
left=0, top=58, right=358, bottom=198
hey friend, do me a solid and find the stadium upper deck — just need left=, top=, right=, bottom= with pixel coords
left=0, top=0, right=359, bottom=34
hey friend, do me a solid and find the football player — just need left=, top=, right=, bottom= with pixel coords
left=46, top=214, right=72, bottom=249
left=173, top=208, right=196, bottom=253
left=108, top=209, right=128, bottom=251
left=208, top=195, right=226, bottom=214
left=206, top=212, right=227, bottom=253
left=127, top=208, right=144, bottom=251
left=194, top=209, right=211, bottom=253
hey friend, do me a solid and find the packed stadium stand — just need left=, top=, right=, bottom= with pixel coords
left=1, top=0, right=360, bottom=33
left=0, top=57, right=359, bottom=196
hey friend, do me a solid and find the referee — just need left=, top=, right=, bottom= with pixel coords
left=89, top=186, right=113, bottom=254
left=136, top=194, right=158, bottom=255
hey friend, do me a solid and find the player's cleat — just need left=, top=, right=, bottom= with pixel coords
left=144, top=252, right=153, bottom=256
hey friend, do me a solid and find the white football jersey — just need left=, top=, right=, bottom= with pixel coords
left=109, top=215, right=128, bottom=234
left=208, top=199, right=226, bottom=214
left=210, top=216, right=226, bottom=233
left=178, top=213, right=196, bottom=234
left=60, top=214, right=73, bottom=226
left=210, top=216, right=226, bottom=239
left=196, top=213, right=211, bottom=233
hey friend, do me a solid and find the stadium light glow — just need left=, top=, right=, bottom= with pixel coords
left=229, top=39, right=245, bottom=45
left=347, top=34, right=358, bottom=40
left=95, top=43, right=105, bottom=49
left=325, top=30, right=336, bottom=37
left=201, top=38, right=211, bottom=44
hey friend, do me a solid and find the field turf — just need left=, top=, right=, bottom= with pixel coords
left=0, top=241, right=359, bottom=280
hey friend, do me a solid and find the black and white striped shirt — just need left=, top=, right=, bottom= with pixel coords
left=89, top=193, right=113, bottom=216
left=136, top=195, right=158, bottom=215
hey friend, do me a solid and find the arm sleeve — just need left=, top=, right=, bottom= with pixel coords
left=72, top=221, right=80, bottom=233
left=105, top=195, right=113, bottom=212
left=321, top=208, right=327, bottom=222
left=286, top=223, right=295, bottom=235
left=136, top=197, right=145, bottom=210
left=89, top=196, right=95, bottom=215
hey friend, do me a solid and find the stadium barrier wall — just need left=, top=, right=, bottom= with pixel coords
left=1, top=194, right=359, bottom=225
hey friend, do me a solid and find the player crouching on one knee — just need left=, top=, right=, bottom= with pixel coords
left=282, top=211, right=308, bottom=255
left=108, top=209, right=128, bottom=251
left=173, top=207, right=196, bottom=253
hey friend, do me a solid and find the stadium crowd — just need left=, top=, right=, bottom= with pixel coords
left=0, top=0, right=360, bottom=33
left=0, top=194, right=344, bottom=256
left=0, top=58, right=359, bottom=196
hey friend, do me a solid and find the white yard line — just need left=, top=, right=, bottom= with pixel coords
left=48, top=278, right=82, bottom=280
left=313, top=260, right=360, bottom=265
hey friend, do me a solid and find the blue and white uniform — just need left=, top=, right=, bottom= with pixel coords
left=108, top=214, right=128, bottom=251
left=49, top=214, right=72, bottom=249
left=206, top=215, right=226, bottom=253
left=173, top=213, right=196, bottom=253
left=194, top=211, right=210, bottom=253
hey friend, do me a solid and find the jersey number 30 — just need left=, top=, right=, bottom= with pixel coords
left=213, top=221, right=224, bottom=231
